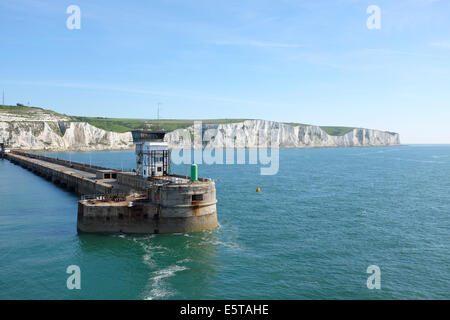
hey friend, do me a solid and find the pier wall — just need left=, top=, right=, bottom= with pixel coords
left=6, top=152, right=113, bottom=196
left=77, top=199, right=218, bottom=234
left=77, top=181, right=218, bottom=234
left=11, top=151, right=113, bottom=174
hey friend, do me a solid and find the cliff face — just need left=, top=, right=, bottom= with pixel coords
left=165, top=120, right=400, bottom=149
left=0, top=119, right=400, bottom=150
left=0, top=121, right=133, bottom=150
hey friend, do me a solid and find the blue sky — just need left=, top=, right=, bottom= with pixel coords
left=1, top=0, right=449, bottom=143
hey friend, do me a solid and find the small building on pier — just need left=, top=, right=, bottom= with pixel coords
left=131, top=129, right=170, bottom=178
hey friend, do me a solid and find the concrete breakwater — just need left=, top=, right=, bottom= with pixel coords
left=6, top=151, right=115, bottom=195
left=4, top=151, right=218, bottom=234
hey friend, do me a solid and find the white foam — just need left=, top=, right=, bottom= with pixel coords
left=143, top=265, right=188, bottom=300
left=153, top=265, right=187, bottom=281
left=131, top=235, right=156, bottom=243
left=144, top=287, right=174, bottom=300
left=140, top=243, right=167, bottom=267
left=212, top=240, right=242, bottom=250
left=176, top=258, right=192, bottom=264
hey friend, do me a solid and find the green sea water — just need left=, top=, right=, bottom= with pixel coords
left=0, top=145, right=449, bottom=299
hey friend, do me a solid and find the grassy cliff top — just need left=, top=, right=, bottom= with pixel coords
left=69, top=116, right=250, bottom=133
left=281, top=122, right=355, bottom=136
left=1, top=104, right=396, bottom=136
left=0, top=104, right=70, bottom=120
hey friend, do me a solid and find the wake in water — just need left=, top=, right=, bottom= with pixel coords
left=144, top=265, right=189, bottom=300
left=126, top=234, right=194, bottom=300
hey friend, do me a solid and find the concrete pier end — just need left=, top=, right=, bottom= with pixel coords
left=6, top=150, right=219, bottom=234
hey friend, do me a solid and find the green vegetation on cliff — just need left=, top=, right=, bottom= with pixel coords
left=1, top=104, right=396, bottom=137
left=69, top=117, right=249, bottom=133
left=69, top=116, right=147, bottom=133
left=0, top=104, right=69, bottom=119
left=283, top=123, right=356, bottom=136
left=319, top=126, right=356, bottom=136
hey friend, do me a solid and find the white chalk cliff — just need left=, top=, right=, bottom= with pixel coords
left=0, top=121, right=133, bottom=150
left=165, top=120, right=400, bottom=149
left=0, top=117, right=399, bottom=150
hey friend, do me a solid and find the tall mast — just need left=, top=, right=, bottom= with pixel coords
left=156, top=102, right=162, bottom=130
left=157, top=102, right=162, bottom=120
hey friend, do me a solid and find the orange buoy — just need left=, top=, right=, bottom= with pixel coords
left=256, top=187, right=261, bottom=193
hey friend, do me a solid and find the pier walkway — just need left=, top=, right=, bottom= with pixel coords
left=5, top=151, right=129, bottom=196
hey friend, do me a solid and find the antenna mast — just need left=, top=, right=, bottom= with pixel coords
left=157, top=102, right=162, bottom=121
left=156, top=102, right=162, bottom=130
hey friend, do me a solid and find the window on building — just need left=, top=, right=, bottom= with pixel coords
left=192, top=194, right=203, bottom=201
